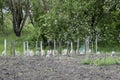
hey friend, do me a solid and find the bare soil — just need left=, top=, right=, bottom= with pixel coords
left=0, top=55, right=120, bottom=80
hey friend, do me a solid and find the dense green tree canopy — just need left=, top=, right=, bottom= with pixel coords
left=0, top=0, right=120, bottom=46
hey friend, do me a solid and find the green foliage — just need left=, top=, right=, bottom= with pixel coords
left=82, top=57, right=120, bottom=66
left=0, top=25, right=34, bottom=56
left=0, top=0, right=120, bottom=52
left=28, top=0, right=120, bottom=51
left=82, top=58, right=92, bottom=65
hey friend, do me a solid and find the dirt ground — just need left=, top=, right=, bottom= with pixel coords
left=0, top=55, right=120, bottom=80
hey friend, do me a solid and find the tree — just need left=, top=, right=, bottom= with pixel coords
left=0, top=0, right=4, bottom=33
left=24, top=0, right=120, bottom=49
left=9, top=0, right=30, bottom=37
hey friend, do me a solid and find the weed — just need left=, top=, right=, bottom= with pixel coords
left=82, top=57, right=120, bottom=66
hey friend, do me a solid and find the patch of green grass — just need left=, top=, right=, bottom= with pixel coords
left=82, top=57, right=120, bottom=66
left=81, top=58, right=92, bottom=65
left=0, top=27, right=35, bottom=56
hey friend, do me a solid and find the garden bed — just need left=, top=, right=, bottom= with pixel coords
left=0, top=55, right=120, bottom=80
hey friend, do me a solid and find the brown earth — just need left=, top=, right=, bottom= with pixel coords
left=0, top=55, right=120, bottom=80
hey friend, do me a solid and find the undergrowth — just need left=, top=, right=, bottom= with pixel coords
left=82, top=57, right=120, bottom=66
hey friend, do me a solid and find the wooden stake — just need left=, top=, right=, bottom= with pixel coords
left=10, top=41, right=15, bottom=56
left=76, top=38, right=79, bottom=54
left=71, top=41, right=73, bottom=50
left=92, top=41, right=94, bottom=54
left=2, top=39, right=7, bottom=56
left=40, top=41, right=43, bottom=51
left=95, top=35, right=98, bottom=54
left=59, top=40, right=62, bottom=54
left=67, top=41, right=69, bottom=55
left=4, top=39, right=6, bottom=55
left=36, top=41, right=38, bottom=50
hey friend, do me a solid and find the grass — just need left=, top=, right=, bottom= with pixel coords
left=82, top=57, right=120, bottom=66
left=0, top=27, right=34, bottom=56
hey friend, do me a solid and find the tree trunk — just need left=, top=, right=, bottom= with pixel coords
left=0, top=6, right=4, bottom=33
left=9, top=0, right=29, bottom=37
